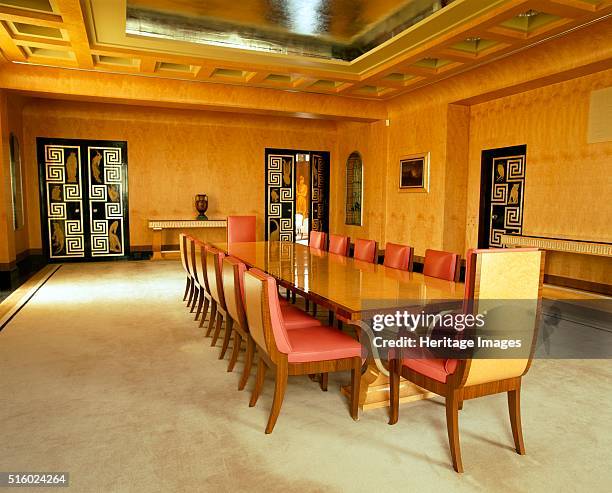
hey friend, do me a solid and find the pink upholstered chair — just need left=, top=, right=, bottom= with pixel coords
left=383, top=243, right=414, bottom=271
left=205, top=246, right=232, bottom=357
left=227, top=215, right=256, bottom=243
left=389, top=248, right=545, bottom=472
left=185, top=236, right=200, bottom=312
left=423, top=249, right=459, bottom=281
left=244, top=268, right=362, bottom=433
left=193, top=239, right=212, bottom=324
left=353, top=238, right=377, bottom=263
left=309, top=231, right=327, bottom=250
left=328, top=234, right=350, bottom=256
left=222, top=258, right=322, bottom=390
left=179, top=233, right=193, bottom=302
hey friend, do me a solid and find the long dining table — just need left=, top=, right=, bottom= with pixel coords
left=212, top=240, right=465, bottom=410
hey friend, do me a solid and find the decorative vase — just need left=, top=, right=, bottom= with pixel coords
left=195, top=194, right=209, bottom=220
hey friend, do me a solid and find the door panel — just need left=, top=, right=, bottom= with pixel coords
left=42, top=144, right=85, bottom=259
left=311, top=152, right=330, bottom=234
left=87, top=146, right=127, bottom=256
left=479, top=145, right=527, bottom=248
left=265, top=152, right=295, bottom=242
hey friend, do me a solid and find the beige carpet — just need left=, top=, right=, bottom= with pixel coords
left=1, top=261, right=611, bottom=493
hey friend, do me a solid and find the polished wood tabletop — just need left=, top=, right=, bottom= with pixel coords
left=212, top=241, right=464, bottom=320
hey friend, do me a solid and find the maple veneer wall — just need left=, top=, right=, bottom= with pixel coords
left=20, top=100, right=338, bottom=250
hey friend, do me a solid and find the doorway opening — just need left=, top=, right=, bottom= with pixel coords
left=265, top=148, right=330, bottom=244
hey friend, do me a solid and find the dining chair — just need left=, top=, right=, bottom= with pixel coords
left=383, top=243, right=414, bottom=271
left=388, top=248, right=545, bottom=473
left=222, top=258, right=323, bottom=390
left=179, top=233, right=192, bottom=302
left=423, top=249, right=459, bottom=281
left=244, top=268, right=362, bottom=433
left=353, top=238, right=377, bottom=263
left=205, top=246, right=231, bottom=357
left=328, top=234, right=350, bottom=256
left=227, top=215, right=256, bottom=243
left=193, top=240, right=212, bottom=324
left=309, top=231, right=327, bottom=250
left=185, top=236, right=200, bottom=312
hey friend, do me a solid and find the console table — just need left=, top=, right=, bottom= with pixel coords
left=148, top=219, right=227, bottom=260
left=501, top=234, right=612, bottom=257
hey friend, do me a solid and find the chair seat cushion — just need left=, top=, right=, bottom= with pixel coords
left=281, top=304, right=322, bottom=330
left=401, top=348, right=457, bottom=383
left=287, top=326, right=362, bottom=363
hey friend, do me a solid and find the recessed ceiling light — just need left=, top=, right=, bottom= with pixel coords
left=517, top=9, right=539, bottom=18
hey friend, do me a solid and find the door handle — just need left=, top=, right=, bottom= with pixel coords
left=75, top=209, right=80, bottom=213
left=93, top=208, right=98, bottom=213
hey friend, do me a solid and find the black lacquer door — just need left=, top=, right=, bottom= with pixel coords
left=37, top=138, right=130, bottom=261
left=479, top=145, right=526, bottom=248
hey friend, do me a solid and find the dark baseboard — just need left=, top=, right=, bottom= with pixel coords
left=0, top=252, right=47, bottom=291
left=544, top=274, right=612, bottom=296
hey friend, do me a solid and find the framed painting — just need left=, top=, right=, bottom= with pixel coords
left=399, top=152, right=429, bottom=192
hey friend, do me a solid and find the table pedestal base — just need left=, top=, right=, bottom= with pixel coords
left=341, top=364, right=434, bottom=410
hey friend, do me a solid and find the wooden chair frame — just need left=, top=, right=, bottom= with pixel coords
left=246, top=270, right=362, bottom=434
left=389, top=249, right=545, bottom=473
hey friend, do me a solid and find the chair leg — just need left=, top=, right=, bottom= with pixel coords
left=227, top=329, right=242, bottom=372
left=305, top=299, right=310, bottom=311
left=219, top=317, right=233, bottom=359
left=446, top=390, right=464, bottom=473
left=249, top=356, right=267, bottom=407
left=189, top=284, right=198, bottom=312
left=458, top=399, right=463, bottom=410
left=206, top=301, right=217, bottom=337
left=265, top=363, right=288, bottom=434
left=350, top=357, right=361, bottom=421
left=194, top=287, right=204, bottom=321
left=199, top=296, right=210, bottom=328
left=388, top=358, right=399, bottom=425
left=328, top=311, right=334, bottom=325
left=319, top=373, right=328, bottom=391
left=183, top=276, right=191, bottom=301
left=211, top=312, right=224, bottom=347
left=186, top=278, right=194, bottom=306
left=239, top=337, right=255, bottom=390
left=313, top=303, right=317, bottom=316
left=508, top=387, right=526, bottom=455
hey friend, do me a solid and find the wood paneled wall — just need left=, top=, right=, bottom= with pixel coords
left=21, top=100, right=338, bottom=250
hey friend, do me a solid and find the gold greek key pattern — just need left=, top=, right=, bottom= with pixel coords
left=501, top=235, right=612, bottom=257
left=147, top=220, right=227, bottom=229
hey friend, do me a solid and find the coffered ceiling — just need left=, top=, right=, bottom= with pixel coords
left=0, top=0, right=610, bottom=100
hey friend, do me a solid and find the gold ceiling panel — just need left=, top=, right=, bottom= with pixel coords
left=0, top=0, right=609, bottom=100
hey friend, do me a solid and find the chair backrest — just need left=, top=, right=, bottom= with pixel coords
left=185, top=236, right=197, bottom=282
left=222, top=256, right=248, bottom=329
left=353, top=238, right=377, bottom=263
left=227, top=215, right=256, bottom=243
left=309, top=231, right=327, bottom=250
left=179, top=233, right=189, bottom=274
left=243, top=269, right=292, bottom=357
left=193, top=240, right=208, bottom=291
left=462, top=248, right=476, bottom=314
left=383, top=243, right=414, bottom=271
left=328, top=234, right=350, bottom=256
left=460, top=248, right=544, bottom=387
left=205, top=247, right=226, bottom=308
left=423, top=249, right=459, bottom=281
